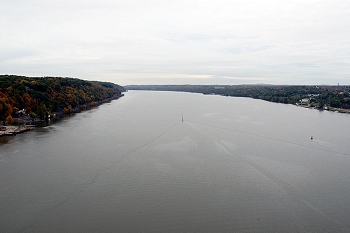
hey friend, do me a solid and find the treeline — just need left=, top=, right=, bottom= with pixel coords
left=126, top=84, right=350, bottom=109
left=0, top=75, right=125, bottom=122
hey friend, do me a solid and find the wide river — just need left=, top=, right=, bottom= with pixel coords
left=1, top=90, right=350, bottom=232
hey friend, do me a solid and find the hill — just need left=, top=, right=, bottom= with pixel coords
left=0, top=75, right=124, bottom=123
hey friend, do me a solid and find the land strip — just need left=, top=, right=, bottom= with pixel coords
left=126, top=84, right=350, bottom=112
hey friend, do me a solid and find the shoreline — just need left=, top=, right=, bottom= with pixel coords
left=296, top=103, right=350, bottom=113
left=0, top=94, right=124, bottom=139
left=0, top=125, right=32, bottom=137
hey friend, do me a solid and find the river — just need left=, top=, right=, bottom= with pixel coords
left=1, top=90, right=350, bottom=232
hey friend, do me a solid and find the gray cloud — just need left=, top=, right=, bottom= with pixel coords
left=1, top=0, right=350, bottom=85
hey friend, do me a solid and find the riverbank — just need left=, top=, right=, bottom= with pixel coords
left=126, top=84, right=350, bottom=112
left=0, top=125, right=31, bottom=137
left=296, top=103, right=350, bottom=113
left=328, top=107, right=350, bottom=113
left=0, top=94, right=124, bottom=139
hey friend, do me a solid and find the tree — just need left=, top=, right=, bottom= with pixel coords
left=37, top=103, right=47, bottom=119
left=318, top=99, right=325, bottom=109
left=6, top=115, right=14, bottom=124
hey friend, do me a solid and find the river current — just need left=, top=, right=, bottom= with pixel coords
left=1, top=90, right=350, bottom=232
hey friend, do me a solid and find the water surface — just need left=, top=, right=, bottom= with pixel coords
left=1, top=91, right=350, bottom=232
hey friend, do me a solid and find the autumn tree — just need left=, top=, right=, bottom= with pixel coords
left=6, top=115, right=14, bottom=124
left=0, top=75, right=123, bottom=120
left=37, top=103, right=47, bottom=119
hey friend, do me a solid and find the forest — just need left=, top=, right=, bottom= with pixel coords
left=126, top=84, right=350, bottom=111
left=0, top=75, right=125, bottom=123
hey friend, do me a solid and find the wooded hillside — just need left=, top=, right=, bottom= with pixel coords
left=0, top=75, right=124, bottom=122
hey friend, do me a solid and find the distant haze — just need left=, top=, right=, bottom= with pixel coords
left=1, top=0, right=350, bottom=85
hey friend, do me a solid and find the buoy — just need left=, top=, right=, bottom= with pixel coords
left=311, top=136, right=313, bottom=140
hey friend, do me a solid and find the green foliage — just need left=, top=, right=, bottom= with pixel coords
left=37, top=103, right=47, bottom=119
left=0, top=75, right=124, bottom=119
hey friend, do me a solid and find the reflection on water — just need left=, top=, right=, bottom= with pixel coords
left=0, top=135, right=12, bottom=145
left=1, top=91, right=350, bottom=232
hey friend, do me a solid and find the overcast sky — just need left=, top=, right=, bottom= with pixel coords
left=1, top=0, right=350, bottom=85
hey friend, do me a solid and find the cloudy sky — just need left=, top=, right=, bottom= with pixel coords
left=1, top=0, right=350, bottom=85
